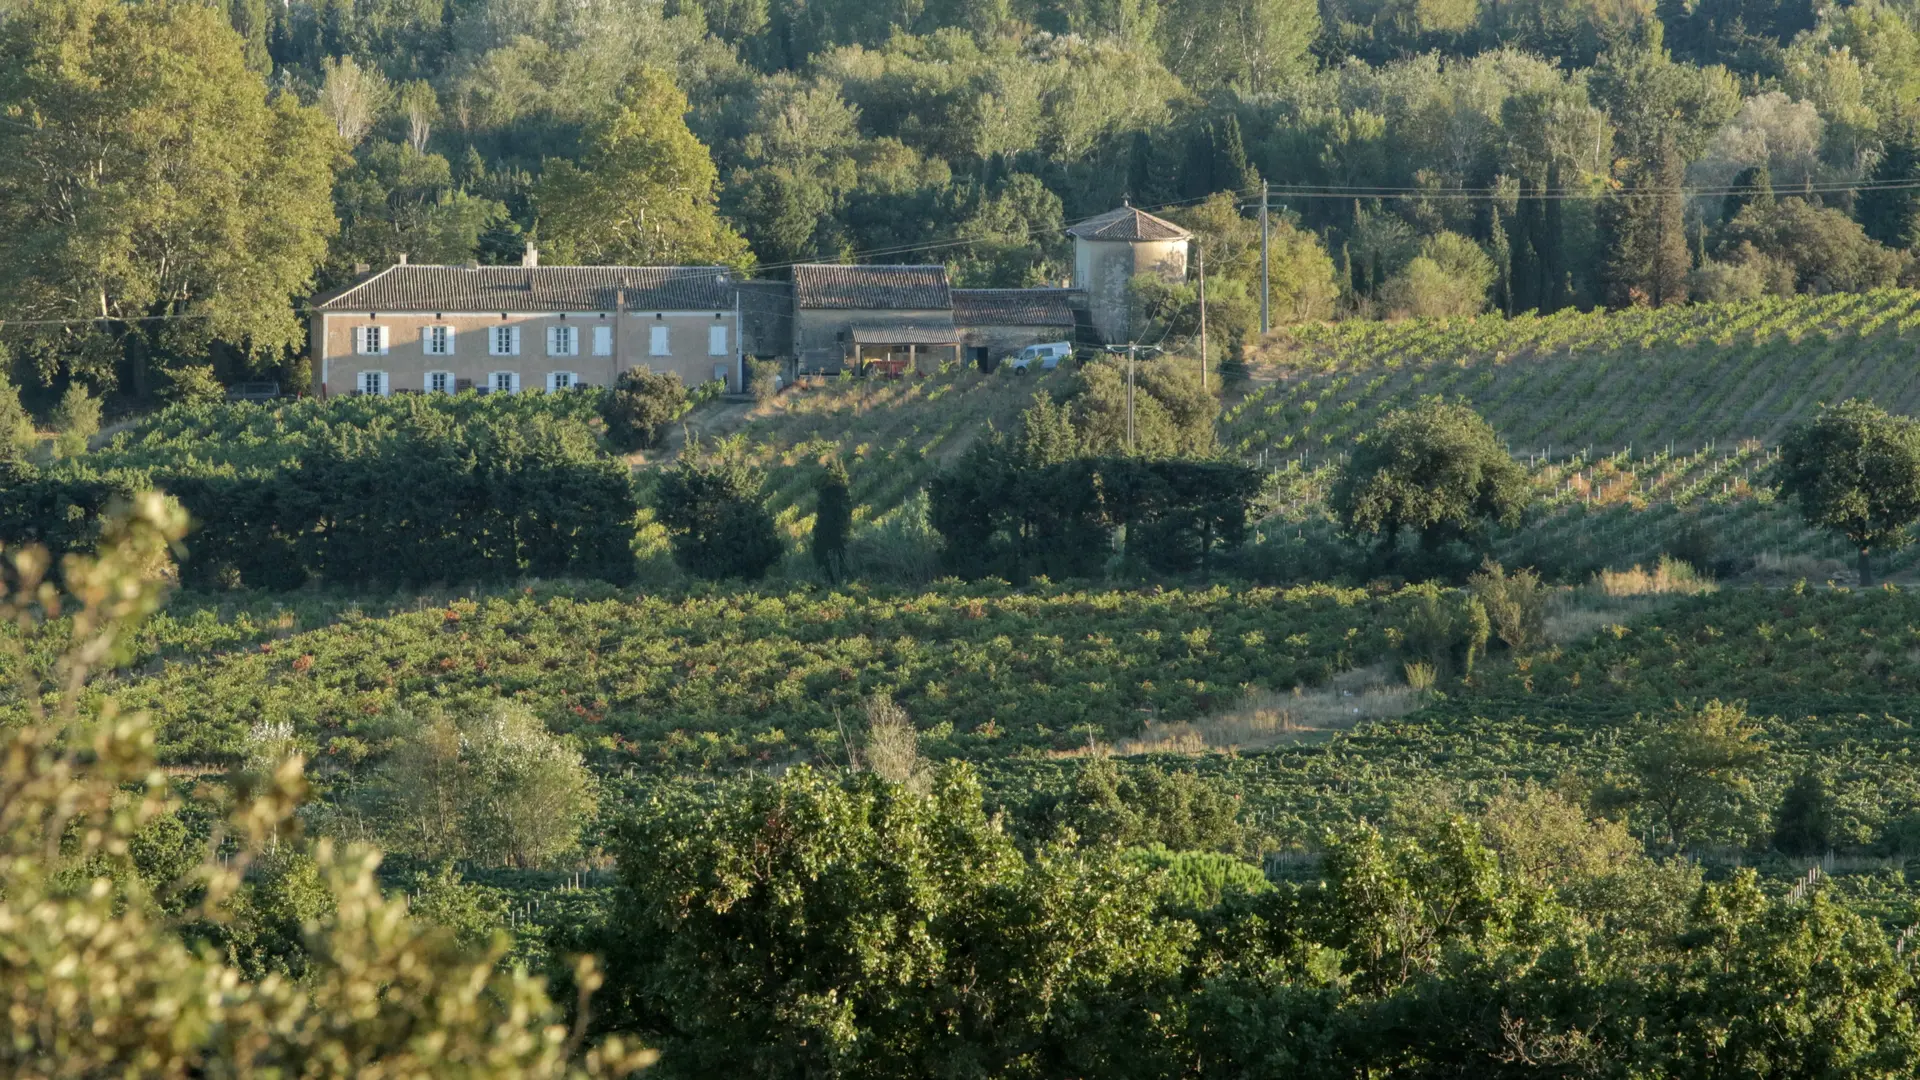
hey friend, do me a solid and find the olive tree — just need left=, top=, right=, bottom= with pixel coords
left=1777, top=399, right=1920, bottom=586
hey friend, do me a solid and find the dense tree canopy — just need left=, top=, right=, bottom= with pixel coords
left=1778, top=398, right=1920, bottom=585
left=0, top=0, right=338, bottom=390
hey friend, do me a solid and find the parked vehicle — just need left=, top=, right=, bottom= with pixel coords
left=1009, top=341, right=1071, bottom=374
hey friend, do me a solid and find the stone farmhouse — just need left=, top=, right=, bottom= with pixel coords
left=309, top=205, right=1190, bottom=396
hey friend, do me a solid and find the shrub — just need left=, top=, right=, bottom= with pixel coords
left=162, top=364, right=225, bottom=405
left=654, top=437, right=783, bottom=580
left=1469, top=559, right=1548, bottom=654
left=603, top=368, right=686, bottom=451
left=1329, top=399, right=1529, bottom=562
left=368, top=701, right=597, bottom=869
left=747, top=357, right=780, bottom=402
left=52, top=382, right=101, bottom=457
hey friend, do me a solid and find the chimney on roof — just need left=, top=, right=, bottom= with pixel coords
left=522, top=242, right=539, bottom=268
left=397, top=252, right=408, bottom=265
left=354, top=262, right=370, bottom=275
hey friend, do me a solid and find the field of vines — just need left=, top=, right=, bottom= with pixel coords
left=47, top=580, right=1428, bottom=771
left=1232, top=290, right=1920, bottom=576
left=981, top=583, right=1920, bottom=860
left=699, top=368, right=1074, bottom=546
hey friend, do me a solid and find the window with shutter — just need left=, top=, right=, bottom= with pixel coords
left=649, top=325, right=670, bottom=356
left=425, top=325, right=453, bottom=355
left=548, top=325, right=576, bottom=356
left=491, top=326, right=512, bottom=356
left=426, top=371, right=453, bottom=393
left=548, top=371, right=576, bottom=391
left=708, top=325, right=728, bottom=356
left=593, top=326, right=613, bottom=356
left=359, top=371, right=388, bottom=396
left=491, top=371, right=518, bottom=394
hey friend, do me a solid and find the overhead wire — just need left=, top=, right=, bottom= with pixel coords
left=15, top=175, right=1920, bottom=330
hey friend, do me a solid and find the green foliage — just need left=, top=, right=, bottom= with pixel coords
left=1330, top=399, right=1531, bottom=558
left=4, top=397, right=642, bottom=589
left=535, top=69, right=752, bottom=269
left=0, top=361, right=33, bottom=461
left=1380, top=231, right=1495, bottom=317
left=51, top=383, right=101, bottom=458
left=745, top=357, right=780, bottom=402
left=68, top=580, right=1425, bottom=770
left=1036, top=756, right=1253, bottom=854
left=1468, top=559, right=1548, bottom=653
left=367, top=702, right=598, bottom=869
left=1773, top=769, right=1835, bottom=856
left=810, top=456, right=851, bottom=583
left=1778, top=398, right=1920, bottom=584
left=0, top=494, right=652, bottom=1077
left=1613, top=701, right=1769, bottom=851
left=160, top=365, right=225, bottom=406
left=654, top=439, right=783, bottom=580
left=0, top=0, right=338, bottom=385
left=602, top=368, right=687, bottom=451
left=592, top=764, right=1192, bottom=1078
left=928, top=439, right=1259, bottom=581
left=1121, top=846, right=1273, bottom=910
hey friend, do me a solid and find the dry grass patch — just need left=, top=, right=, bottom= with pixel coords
left=1066, top=664, right=1425, bottom=758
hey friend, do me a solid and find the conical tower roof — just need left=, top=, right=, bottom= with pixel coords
left=1066, top=205, right=1192, bottom=242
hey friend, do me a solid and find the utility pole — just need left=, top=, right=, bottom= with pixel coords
left=1105, top=343, right=1162, bottom=452
left=1259, top=179, right=1270, bottom=336
left=1196, top=243, right=1208, bottom=392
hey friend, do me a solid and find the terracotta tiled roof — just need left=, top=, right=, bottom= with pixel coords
left=850, top=326, right=960, bottom=345
left=792, top=265, right=951, bottom=310
left=313, top=265, right=737, bottom=313
left=952, top=288, right=1081, bottom=327
left=1066, top=206, right=1191, bottom=242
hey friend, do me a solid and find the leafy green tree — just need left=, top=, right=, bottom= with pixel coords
left=1380, top=231, right=1495, bottom=316
left=1036, top=757, right=1253, bottom=854
left=811, top=456, right=851, bottom=584
left=1620, top=701, right=1768, bottom=851
left=51, top=382, right=101, bottom=459
left=162, top=364, right=226, bottom=405
left=654, top=438, right=783, bottom=579
left=1468, top=559, right=1548, bottom=653
left=1723, top=162, right=1774, bottom=222
left=1067, top=356, right=1217, bottom=458
left=1720, top=197, right=1905, bottom=295
left=535, top=69, right=752, bottom=268
left=602, top=368, right=686, bottom=451
left=1777, top=398, right=1920, bottom=585
left=327, top=140, right=506, bottom=287
left=369, top=702, right=597, bottom=869
left=590, top=764, right=1191, bottom=1079
left=0, top=0, right=339, bottom=387
left=1330, top=399, right=1531, bottom=559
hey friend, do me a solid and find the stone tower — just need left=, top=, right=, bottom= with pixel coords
left=1067, top=204, right=1192, bottom=346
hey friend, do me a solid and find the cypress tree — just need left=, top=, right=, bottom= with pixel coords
left=1214, top=113, right=1259, bottom=195
left=1511, top=177, right=1544, bottom=312
left=1724, top=163, right=1773, bottom=222
left=812, top=457, right=851, bottom=585
left=1859, top=115, right=1920, bottom=249
left=1489, top=205, right=1513, bottom=316
left=1601, top=141, right=1689, bottom=307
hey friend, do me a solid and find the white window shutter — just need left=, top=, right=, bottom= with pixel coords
left=353, top=327, right=367, bottom=355
left=709, top=325, right=728, bottom=356
left=375, top=326, right=389, bottom=355
left=511, top=372, right=522, bottom=393
left=650, top=325, right=669, bottom=356
left=546, top=326, right=558, bottom=356
left=444, top=326, right=456, bottom=354
left=510, top=326, right=522, bottom=355
left=593, top=326, right=612, bottom=356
